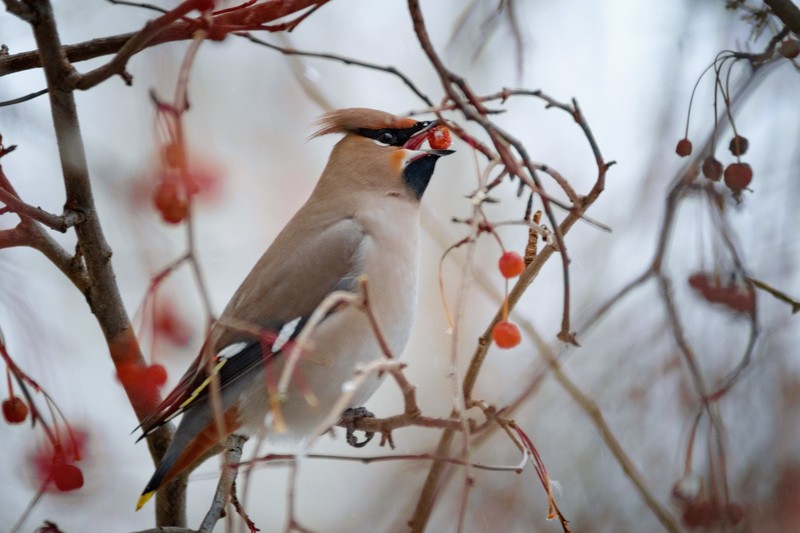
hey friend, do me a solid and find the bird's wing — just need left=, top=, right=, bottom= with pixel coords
left=137, top=217, right=366, bottom=438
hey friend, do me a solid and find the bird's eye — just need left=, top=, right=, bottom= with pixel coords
left=377, top=131, right=397, bottom=145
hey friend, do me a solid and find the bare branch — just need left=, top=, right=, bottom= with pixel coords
left=198, top=434, right=246, bottom=533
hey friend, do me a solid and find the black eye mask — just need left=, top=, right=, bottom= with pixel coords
left=352, top=121, right=432, bottom=147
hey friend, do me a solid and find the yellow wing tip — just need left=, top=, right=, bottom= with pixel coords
left=136, top=491, right=155, bottom=511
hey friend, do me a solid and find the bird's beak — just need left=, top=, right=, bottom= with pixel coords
left=403, top=120, right=455, bottom=158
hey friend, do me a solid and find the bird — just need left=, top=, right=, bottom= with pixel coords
left=135, top=107, right=454, bottom=510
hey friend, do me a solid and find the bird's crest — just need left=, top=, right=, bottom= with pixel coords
left=311, top=108, right=417, bottom=138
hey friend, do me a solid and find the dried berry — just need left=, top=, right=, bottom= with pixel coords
left=2, top=396, right=28, bottom=424
left=723, top=162, right=753, bottom=194
left=701, top=156, right=723, bottom=181
left=675, top=138, right=692, bottom=157
left=492, top=321, right=521, bottom=349
left=726, top=503, right=745, bottom=525
left=728, top=135, right=749, bottom=156
left=682, top=499, right=721, bottom=528
left=498, top=251, right=525, bottom=279
left=779, top=38, right=800, bottom=59
left=688, top=272, right=755, bottom=314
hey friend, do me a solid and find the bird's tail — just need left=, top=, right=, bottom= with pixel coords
left=136, top=406, right=240, bottom=510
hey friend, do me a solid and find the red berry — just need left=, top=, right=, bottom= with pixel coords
left=675, top=138, right=692, bottom=157
left=427, top=126, right=451, bottom=150
left=492, top=321, right=521, bottom=349
left=52, top=462, right=84, bottom=492
left=723, top=162, right=752, bottom=193
left=498, top=251, right=525, bottom=278
left=728, top=135, right=749, bottom=156
left=147, top=364, right=168, bottom=387
left=3, top=396, right=28, bottom=424
left=779, top=38, right=800, bottom=59
left=153, top=182, right=189, bottom=224
left=701, top=156, right=723, bottom=181
left=31, top=427, right=88, bottom=492
left=154, top=302, right=192, bottom=346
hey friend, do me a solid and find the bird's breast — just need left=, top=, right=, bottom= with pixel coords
left=356, top=199, right=420, bottom=352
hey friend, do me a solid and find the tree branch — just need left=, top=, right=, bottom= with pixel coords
left=764, top=0, right=800, bottom=35
left=0, top=0, right=330, bottom=80
left=19, top=0, right=184, bottom=525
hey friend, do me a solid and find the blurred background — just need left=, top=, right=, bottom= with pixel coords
left=1, top=0, right=799, bottom=531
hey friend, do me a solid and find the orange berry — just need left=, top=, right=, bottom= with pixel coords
left=675, top=138, right=692, bottom=157
left=52, top=462, right=84, bottom=492
left=492, top=321, right=521, bottom=349
left=153, top=182, right=189, bottom=224
left=498, top=251, right=525, bottom=278
left=427, top=126, right=452, bottom=150
left=2, top=396, right=28, bottom=424
left=161, top=143, right=185, bottom=168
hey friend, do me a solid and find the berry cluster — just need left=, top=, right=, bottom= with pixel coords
left=3, top=341, right=88, bottom=493
left=669, top=35, right=800, bottom=201
left=676, top=134, right=752, bottom=199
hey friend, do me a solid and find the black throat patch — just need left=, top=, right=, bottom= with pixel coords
left=403, top=154, right=441, bottom=199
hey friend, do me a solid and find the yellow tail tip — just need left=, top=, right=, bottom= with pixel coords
left=136, top=491, right=155, bottom=511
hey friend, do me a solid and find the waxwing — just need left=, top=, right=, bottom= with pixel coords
left=136, top=108, right=453, bottom=509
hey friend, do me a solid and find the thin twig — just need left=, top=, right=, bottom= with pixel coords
left=0, top=87, right=48, bottom=107
left=0, top=184, right=85, bottom=232
left=238, top=33, right=433, bottom=107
